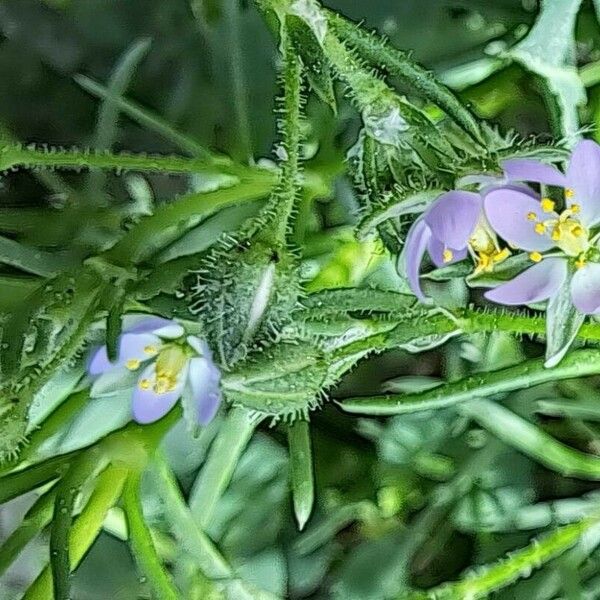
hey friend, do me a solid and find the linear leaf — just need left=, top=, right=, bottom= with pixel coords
left=341, top=349, right=600, bottom=416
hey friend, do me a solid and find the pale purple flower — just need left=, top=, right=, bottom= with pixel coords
left=484, top=140, right=600, bottom=314
left=89, top=316, right=221, bottom=424
left=404, top=190, right=509, bottom=300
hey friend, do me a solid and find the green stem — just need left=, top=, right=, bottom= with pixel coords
left=153, top=453, right=233, bottom=579
left=190, top=407, right=258, bottom=528
left=123, top=471, right=180, bottom=600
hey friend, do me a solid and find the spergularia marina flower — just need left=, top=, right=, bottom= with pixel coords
left=89, top=316, right=221, bottom=424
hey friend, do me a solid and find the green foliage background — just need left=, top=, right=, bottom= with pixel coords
left=2, top=1, right=600, bottom=599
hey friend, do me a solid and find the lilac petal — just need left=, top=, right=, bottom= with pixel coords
left=88, top=333, right=160, bottom=376
left=188, top=357, right=221, bottom=425
left=502, top=159, right=566, bottom=187
left=427, top=237, right=468, bottom=268
left=404, top=218, right=431, bottom=301
left=127, top=316, right=184, bottom=339
left=424, top=191, right=481, bottom=250
left=565, top=139, right=600, bottom=226
left=484, top=258, right=568, bottom=306
left=131, top=362, right=187, bottom=424
left=571, top=262, right=600, bottom=314
left=186, top=335, right=212, bottom=359
left=484, top=189, right=556, bottom=252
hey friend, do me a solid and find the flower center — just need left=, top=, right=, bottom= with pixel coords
left=468, top=219, right=510, bottom=274
left=139, top=345, right=187, bottom=395
left=530, top=201, right=588, bottom=257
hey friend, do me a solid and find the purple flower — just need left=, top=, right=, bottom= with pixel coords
left=404, top=190, right=510, bottom=300
left=89, top=316, right=221, bottom=425
left=484, top=140, right=600, bottom=314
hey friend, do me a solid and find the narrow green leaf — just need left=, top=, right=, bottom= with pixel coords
left=50, top=449, right=102, bottom=600
left=325, top=9, right=484, bottom=144
left=341, top=349, right=600, bottom=416
left=23, top=463, right=128, bottom=599
left=152, top=454, right=232, bottom=579
left=74, top=74, right=212, bottom=158
left=105, top=175, right=274, bottom=265
left=122, top=472, right=180, bottom=600
left=0, top=486, right=56, bottom=577
left=0, top=234, right=72, bottom=277
left=0, top=452, right=75, bottom=505
left=87, top=37, right=152, bottom=194
left=288, top=419, right=315, bottom=530
left=105, top=286, right=127, bottom=362
left=189, top=407, right=258, bottom=528
left=461, top=400, right=600, bottom=480
left=406, top=517, right=600, bottom=599
left=287, top=14, right=336, bottom=112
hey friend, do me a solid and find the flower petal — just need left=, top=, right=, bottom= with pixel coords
left=484, top=188, right=556, bottom=252
left=127, top=316, right=184, bottom=339
left=565, top=139, right=600, bottom=226
left=571, top=262, right=600, bottom=314
left=188, top=357, right=221, bottom=425
left=424, top=191, right=481, bottom=250
left=88, top=333, right=160, bottom=376
left=502, top=158, right=567, bottom=187
left=484, top=258, right=568, bottom=306
left=427, top=237, right=468, bottom=268
left=403, top=218, right=431, bottom=301
left=131, top=362, right=186, bottom=424
left=186, top=335, right=212, bottom=359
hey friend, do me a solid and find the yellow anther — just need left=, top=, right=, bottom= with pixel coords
left=494, top=248, right=511, bottom=263
left=126, top=359, right=141, bottom=371
left=551, top=228, right=562, bottom=241
left=572, top=224, right=584, bottom=237
left=565, top=188, right=575, bottom=199
left=442, top=248, right=453, bottom=263
left=139, top=378, right=151, bottom=390
left=575, top=256, right=587, bottom=269
left=144, top=345, right=158, bottom=355
left=529, top=251, right=543, bottom=263
left=154, top=375, right=172, bottom=394
left=527, top=212, right=537, bottom=221
left=540, top=198, right=555, bottom=213
left=534, top=223, right=546, bottom=235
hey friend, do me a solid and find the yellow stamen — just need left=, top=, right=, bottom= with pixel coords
left=442, top=249, right=453, bottom=263
left=570, top=203, right=581, bottom=214
left=572, top=224, right=584, bottom=237
left=139, top=378, right=151, bottom=390
left=540, top=198, right=555, bottom=213
left=527, top=211, right=537, bottom=221
left=529, top=251, right=543, bottom=263
left=551, top=228, right=561, bottom=241
left=126, top=359, right=140, bottom=371
left=575, top=256, right=586, bottom=269
left=565, top=188, right=575, bottom=199
left=144, top=345, right=158, bottom=355
left=534, top=223, right=546, bottom=235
